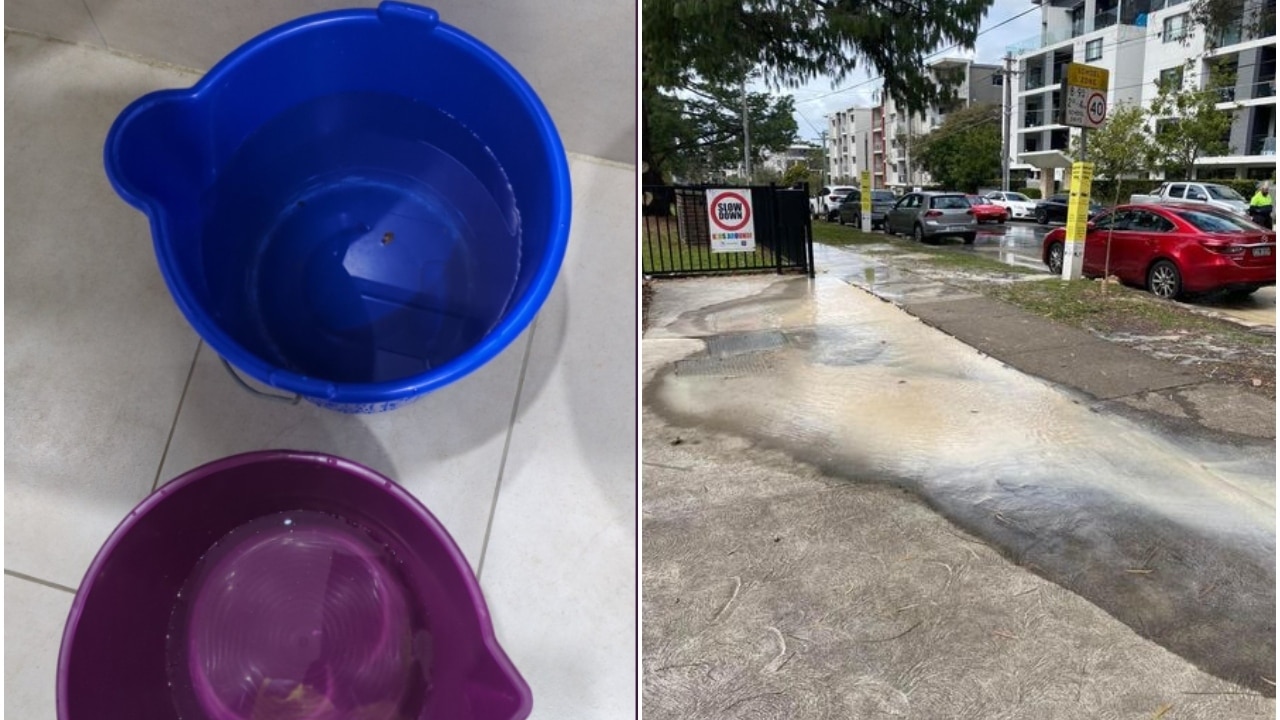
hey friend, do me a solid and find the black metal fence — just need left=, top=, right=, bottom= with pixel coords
left=642, top=184, right=814, bottom=277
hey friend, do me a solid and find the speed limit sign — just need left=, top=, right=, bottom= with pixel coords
left=1086, top=91, right=1107, bottom=126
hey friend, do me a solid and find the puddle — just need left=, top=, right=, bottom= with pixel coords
left=648, top=272, right=1276, bottom=692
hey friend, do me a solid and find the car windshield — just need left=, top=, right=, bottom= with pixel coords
left=1007, top=193, right=1031, bottom=202
left=931, top=195, right=970, bottom=209
left=1175, top=209, right=1256, bottom=233
left=1205, top=184, right=1246, bottom=201
left=966, top=195, right=986, bottom=204
left=872, top=191, right=896, bottom=201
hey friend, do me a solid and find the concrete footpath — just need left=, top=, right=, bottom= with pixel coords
left=641, top=263, right=1276, bottom=718
left=823, top=242, right=1276, bottom=444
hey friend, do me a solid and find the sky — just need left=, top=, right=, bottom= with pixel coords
left=768, top=0, right=1044, bottom=142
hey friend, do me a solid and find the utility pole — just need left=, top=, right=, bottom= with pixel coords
left=1002, top=52, right=1014, bottom=192
left=819, top=129, right=829, bottom=186
left=741, top=77, right=752, bottom=179
left=904, top=113, right=913, bottom=189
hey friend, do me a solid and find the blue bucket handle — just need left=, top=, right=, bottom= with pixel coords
left=219, top=357, right=301, bottom=405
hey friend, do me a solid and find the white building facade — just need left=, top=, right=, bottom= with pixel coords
left=759, top=143, right=821, bottom=176
left=1008, top=0, right=1275, bottom=195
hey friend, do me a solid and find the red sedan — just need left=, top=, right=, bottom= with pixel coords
left=966, top=195, right=1008, bottom=224
left=1040, top=203, right=1275, bottom=299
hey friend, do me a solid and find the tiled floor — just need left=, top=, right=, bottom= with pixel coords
left=4, top=31, right=636, bottom=718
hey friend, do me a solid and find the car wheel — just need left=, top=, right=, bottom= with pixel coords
left=962, top=234, right=976, bottom=245
left=1035, top=208, right=1048, bottom=225
left=913, top=224, right=926, bottom=243
left=1147, top=260, right=1182, bottom=300
left=998, top=216, right=1007, bottom=224
left=1046, top=241, right=1064, bottom=275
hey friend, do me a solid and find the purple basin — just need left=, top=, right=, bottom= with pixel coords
left=57, top=451, right=531, bottom=720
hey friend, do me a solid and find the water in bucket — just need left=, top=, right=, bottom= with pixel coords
left=201, top=91, right=521, bottom=385
left=166, top=510, right=433, bottom=719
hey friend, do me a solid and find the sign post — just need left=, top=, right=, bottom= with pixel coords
left=1060, top=63, right=1109, bottom=280
left=1062, top=162, right=1095, bottom=280
left=860, top=170, right=872, bottom=232
left=706, top=189, right=756, bottom=253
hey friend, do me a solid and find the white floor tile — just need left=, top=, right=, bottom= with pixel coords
left=156, top=332, right=530, bottom=570
left=479, top=158, right=638, bottom=719
left=4, top=34, right=202, bottom=589
left=5, top=34, right=639, bottom=720
left=4, top=577, right=75, bottom=718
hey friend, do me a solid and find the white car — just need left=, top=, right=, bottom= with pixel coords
left=984, top=190, right=1038, bottom=221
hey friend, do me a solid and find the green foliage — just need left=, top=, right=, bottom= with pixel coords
left=1191, top=0, right=1276, bottom=49
left=643, top=0, right=994, bottom=112
left=642, top=0, right=996, bottom=183
left=1145, top=59, right=1236, bottom=177
left=781, top=163, right=811, bottom=187
left=912, top=103, right=1002, bottom=192
left=646, top=78, right=798, bottom=183
left=1021, top=187, right=1042, bottom=199
left=1068, top=104, right=1151, bottom=183
left=1091, top=178, right=1164, bottom=206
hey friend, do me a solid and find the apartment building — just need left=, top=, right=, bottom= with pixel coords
left=873, top=58, right=1002, bottom=189
left=759, top=143, right=822, bottom=176
left=1008, top=0, right=1276, bottom=194
left=825, top=106, right=872, bottom=183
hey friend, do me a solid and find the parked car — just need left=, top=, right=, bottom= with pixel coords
left=1040, top=203, right=1276, bottom=299
left=811, top=185, right=857, bottom=220
left=825, top=192, right=851, bottom=221
left=984, top=190, right=1038, bottom=220
left=966, top=195, right=1009, bottom=223
left=1035, top=193, right=1104, bottom=224
left=883, top=191, right=977, bottom=244
left=1129, top=182, right=1251, bottom=217
left=835, top=189, right=897, bottom=227
left=868, top=190, right=898, bottom=229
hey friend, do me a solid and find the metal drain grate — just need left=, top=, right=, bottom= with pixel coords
left=674, top=353, right=778, bottom=377
left=705, top=330, right=788, bottom=358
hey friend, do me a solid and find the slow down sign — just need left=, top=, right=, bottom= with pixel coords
left=706, top=189, right=756, bottom=253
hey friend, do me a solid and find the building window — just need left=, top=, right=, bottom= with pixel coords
left=1085, top=38, right=1103, bottom=61
left=992, top=73, right=1003, bottom=86
left=1162, top=13, right=1188, bottom=42
left=1158, top=66, right=1184, bottom=90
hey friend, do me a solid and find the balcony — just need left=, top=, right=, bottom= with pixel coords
left=1216, top=79, right=1278, bottom=105
left=1257, top=136, right=1276, bottom=156
left=1007, top=27, right=1075, bottom=55
left=1022, top=105, right=1062, bottom=128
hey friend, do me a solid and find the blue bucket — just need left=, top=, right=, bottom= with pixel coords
left=106, top=2, right=571, bottom=412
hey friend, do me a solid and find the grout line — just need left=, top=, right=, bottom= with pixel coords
left=5, top=569, right=77, bottom=595
left=78, top=0, right=109, bottom=50
left=566, top=151, right=636, bottom=171
left=152, top=340, right=203, bottom=492
left=475, top=319, right=539, bottom=581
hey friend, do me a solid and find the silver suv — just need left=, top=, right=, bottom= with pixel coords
left=884, top=191, right=977, bottom=244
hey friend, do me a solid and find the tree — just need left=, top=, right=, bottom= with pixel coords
left=781, top=162, right=811, bottom=187
left=1068, top=103, right=1152, bottom=202
left=912, top=103, right=1001, bottom=192
left=1145, top=59, right=1236, bottom=178
left=647, top=77, right=798, bottom=184
left=642, top=0, right=996, bottom=185
left=1191, top=0, right=1275, bottom=49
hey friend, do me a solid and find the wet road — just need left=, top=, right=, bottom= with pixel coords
left=646, top=271, right=1276, bottom=692
left=965, top=220, right=1276, bottom=329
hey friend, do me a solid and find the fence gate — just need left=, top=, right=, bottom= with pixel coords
left=642, top=184, right=814, bottom=277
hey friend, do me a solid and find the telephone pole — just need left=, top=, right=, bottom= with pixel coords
left=741, top=77, right=752, bottom=179
left=1001, top=52, right=1014, bottom=192
left=819, top=130, right=829, bottom=186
